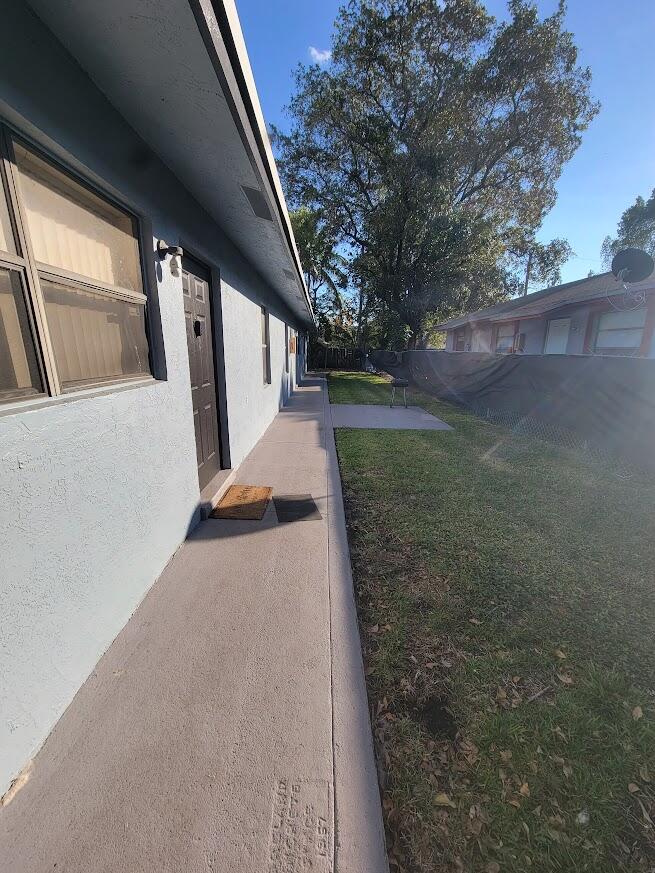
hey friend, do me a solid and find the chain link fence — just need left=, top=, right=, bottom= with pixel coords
left=371, top=349, right=655, bottom=479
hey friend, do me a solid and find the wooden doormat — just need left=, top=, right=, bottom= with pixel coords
left=211, top=484, right=272, bottom=520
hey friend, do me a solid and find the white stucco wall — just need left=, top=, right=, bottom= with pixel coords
left=0, top=0, right=308, bottom=794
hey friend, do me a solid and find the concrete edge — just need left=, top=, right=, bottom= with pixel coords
left=323, top=379, right=389, bottom=873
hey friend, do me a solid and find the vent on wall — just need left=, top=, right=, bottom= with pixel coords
left=241, top=185, right=273, bottom=221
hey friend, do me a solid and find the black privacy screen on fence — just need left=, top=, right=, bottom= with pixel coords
left=370, top=349, right=655, bottom=472
left=309, top=343, right=362, bottom=370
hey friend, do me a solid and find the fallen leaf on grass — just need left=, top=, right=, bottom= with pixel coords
left=500, top=750, right=513, bottom=763
left=435, top=792, right=456, bottom=808
left=632, top=705, right=643, bottom=721
left=554, top=649, right=567, bottom=660
left=563, top=765, right=573, bottom=778
left=639, top=765, right=651, bottom=783
left=519, top=782, right=531, bottom=797
left=557, top=673, right=574, bottom=686
left=486, top=863, right=500, bottom=873
left=628, top=783, right=640, bottom=794
left=469, top=617, right=482, bottom=625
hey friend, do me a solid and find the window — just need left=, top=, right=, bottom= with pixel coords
left=454, top=327, right=467, bottom=351
left=0, top=269, right=42, bottom=401
left=261, top=305, right=271, bottom=383
left=0, top=130, right=150, bottom=405
left=495, top=322, right=517, bottom=353
left=593, top=307, right=646, bottom=356
left=284, top=323, right=289, bottom=373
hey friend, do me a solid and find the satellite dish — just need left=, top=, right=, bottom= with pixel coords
left=611, top=248, right=654, bottom=284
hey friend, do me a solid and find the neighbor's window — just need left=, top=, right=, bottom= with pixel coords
left=593, top=307, right=647, bottom=356
left=0, top=133, right=151, bottom=404
left=495, top=322, right=516, bottom=353
left=261, top=306, right=271, bottom=383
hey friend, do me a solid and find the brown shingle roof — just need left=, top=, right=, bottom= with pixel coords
left=435, top=272, right=655, bottom=330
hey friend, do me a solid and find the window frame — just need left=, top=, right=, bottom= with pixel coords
left=592, top=306, right=646, bottom=357
left=0, top=123, right=154, bottom=403
left=494, top=320, right=519, bottom=354
left=284, top=323, right=289, bottom=373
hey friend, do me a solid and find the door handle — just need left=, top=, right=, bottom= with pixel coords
left=194, top=319, right=204, bottom=337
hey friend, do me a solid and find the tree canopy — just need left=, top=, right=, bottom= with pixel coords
left=274, top=0, right=597, bottom=346
left=601, top=189, right=655, bottom=268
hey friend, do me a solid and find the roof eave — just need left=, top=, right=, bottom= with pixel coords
left=195, top=0, right=314, bottom=326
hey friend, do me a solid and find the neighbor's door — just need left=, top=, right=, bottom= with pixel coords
left=182, top=256, right=221, bottom=490
left=544, top=317, right=571, bottom=355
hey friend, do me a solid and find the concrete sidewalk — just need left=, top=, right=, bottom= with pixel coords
left=0, top=377, right=387, bottom=873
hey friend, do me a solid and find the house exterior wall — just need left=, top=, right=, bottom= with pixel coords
left=516, top=318, right=545, bottom=353
left=0, top=0, right=306, bottom=795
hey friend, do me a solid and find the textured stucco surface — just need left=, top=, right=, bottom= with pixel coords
left=0, top=0, right=306, bottom=795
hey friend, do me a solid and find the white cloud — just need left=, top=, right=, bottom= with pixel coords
left=308, top=46, right=332, bottom=65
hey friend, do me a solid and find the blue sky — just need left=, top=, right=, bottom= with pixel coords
left=238, top=0, right=655, bottom=285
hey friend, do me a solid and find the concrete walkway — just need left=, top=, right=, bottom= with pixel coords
left=0, top=378, right=387, bottom=873
left=331, top=403, right=452, bottom=430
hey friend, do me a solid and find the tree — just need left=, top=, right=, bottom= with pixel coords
left=601, top=189, right=655, bottom=267
left=275, top=0, right=597, bottom=347
left=289, top=207, right=348, bottom=316
left=505, top=233, right=574, bottom=295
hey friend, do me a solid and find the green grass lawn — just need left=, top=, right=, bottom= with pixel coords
left=329, top=370, right=655, bottom=873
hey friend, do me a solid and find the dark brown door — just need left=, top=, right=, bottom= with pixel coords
left=182, top=256, right=221, bottom=491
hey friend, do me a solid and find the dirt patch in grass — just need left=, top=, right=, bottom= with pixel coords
left=330, top=371, right=655, bottom=873
left=414, top=696, right=457, bottom=741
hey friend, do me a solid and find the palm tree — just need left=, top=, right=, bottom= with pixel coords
left=290, top=207, right=348, bottom=315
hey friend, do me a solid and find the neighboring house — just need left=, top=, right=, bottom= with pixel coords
left=0, top=0, right=313, bottom=794
left=437, top=272, right=655, bottom=358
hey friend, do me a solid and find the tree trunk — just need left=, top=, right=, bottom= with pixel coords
left=355, top=286, right=364, bottom=348
left=523, top=250, right=533, bottom=296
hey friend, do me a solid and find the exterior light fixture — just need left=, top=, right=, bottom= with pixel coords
left=157, top=239, right=184, bottom=277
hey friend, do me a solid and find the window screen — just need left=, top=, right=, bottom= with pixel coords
left=41, top=280, right=150, bottom=389
left=14, top=144, right=142, bottom=293
left=594, top=307, right=646, bottom=355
